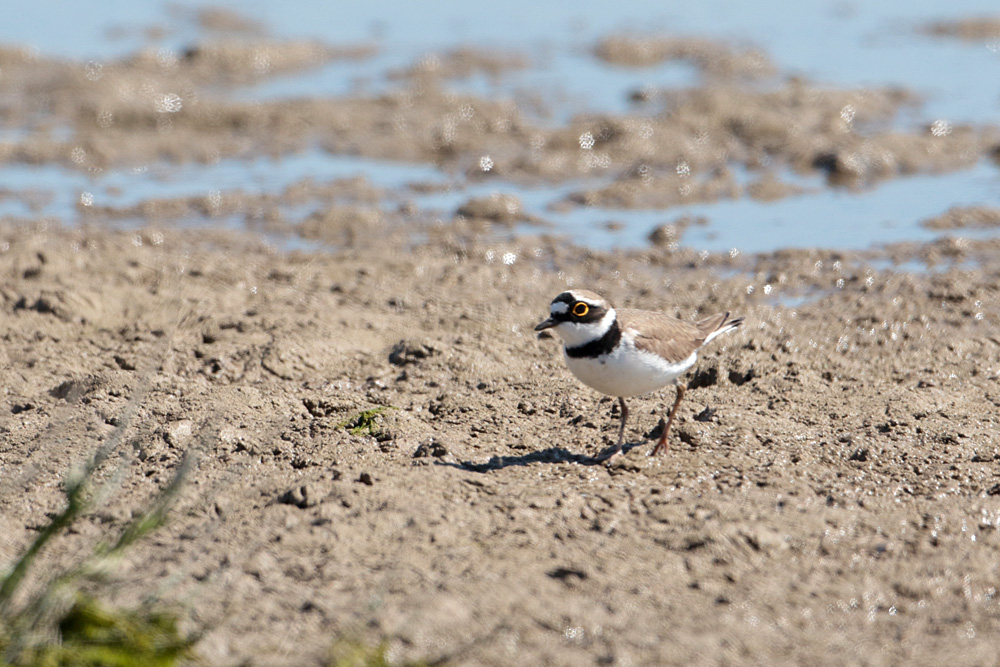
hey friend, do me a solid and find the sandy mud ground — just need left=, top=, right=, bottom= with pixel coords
left=3, top=13, right=1000, bottom=666
left=3, top=225, right=1000, bottom=665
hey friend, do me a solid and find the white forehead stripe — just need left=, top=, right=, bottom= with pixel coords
left=550, top=301, right=569, bottom=315
left=568, top=291, right=605, bottom=307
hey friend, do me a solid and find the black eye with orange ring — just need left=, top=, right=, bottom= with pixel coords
left=572, top=302, right=589, bottom=317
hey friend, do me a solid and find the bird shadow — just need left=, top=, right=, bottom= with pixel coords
left=437, top=441, right=647, bottom=473
left=437, top=447, right=592, bottom=472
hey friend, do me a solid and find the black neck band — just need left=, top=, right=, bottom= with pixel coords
left=565, top=319, right=621, bottom=358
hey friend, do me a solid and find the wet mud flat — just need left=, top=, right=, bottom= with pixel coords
left=2, top=223, right=1000, bottom=665
left=2, top=17, right=1000, bottom=238
left=3, top=11, right=1000, bottom=666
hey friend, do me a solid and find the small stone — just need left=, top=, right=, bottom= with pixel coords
left=389, top=340, right=438, bottom=366
left=413, top=440, right=449, bottom=458
left=848, top=448, right=870, bottom=462
left=165, top=419, right=194, bottom=446
left=278, top=485, right=317, bottom=509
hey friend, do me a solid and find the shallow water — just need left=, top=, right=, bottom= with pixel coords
left=1, top=0, right=999, bottom=255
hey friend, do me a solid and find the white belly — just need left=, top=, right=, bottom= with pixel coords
left=564, top=338, right=696, bottom=397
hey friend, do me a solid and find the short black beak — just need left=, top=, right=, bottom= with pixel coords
left=534, top=317, right=557, bottom=332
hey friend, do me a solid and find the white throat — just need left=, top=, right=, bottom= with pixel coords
left=551, top=308, right=617, bottom=349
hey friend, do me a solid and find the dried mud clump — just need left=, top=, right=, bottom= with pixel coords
left=77, top=175, right=384, bottom=231
left=178, top=40, right=375, bottom=83
left=296, top=205, right=383, bottom=244
left=196, top=7, right=267, bottom=35
left=594, top=34, right=775, bottom=78
left=455, top=192, right=545, bottom=226
left=921, top=205, right=1000, bottom=230
left=389, top=47, right=530, bottom=83
left=746, top=173, right=810, bottom=201
left=921, top=16, right=1000, bottom=41
left=647, top=215, right=707, bottom=247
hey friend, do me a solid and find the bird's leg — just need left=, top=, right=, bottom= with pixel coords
left=650, top=383, right=686, bottom=456
left=597, top=397, right=628, bottom=462
left=617, top=396, right=628, bottom=450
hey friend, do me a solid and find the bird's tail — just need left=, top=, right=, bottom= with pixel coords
left=699, top=312, right=743, bottom=345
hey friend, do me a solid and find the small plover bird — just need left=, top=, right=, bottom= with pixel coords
left=535, top=290, right=742, bottom=462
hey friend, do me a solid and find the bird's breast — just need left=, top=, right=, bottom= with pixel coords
left=563, top=336, right=696, bottom=397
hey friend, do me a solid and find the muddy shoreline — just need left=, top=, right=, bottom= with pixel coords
left=3, top=13, right=1000, bottom=666
left=3, top=222, right=1000, bottom=665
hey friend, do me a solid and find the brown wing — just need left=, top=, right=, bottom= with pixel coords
left=619, top=309, right=706, bottom=363
left=624, top=309, right=741, bottom=362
